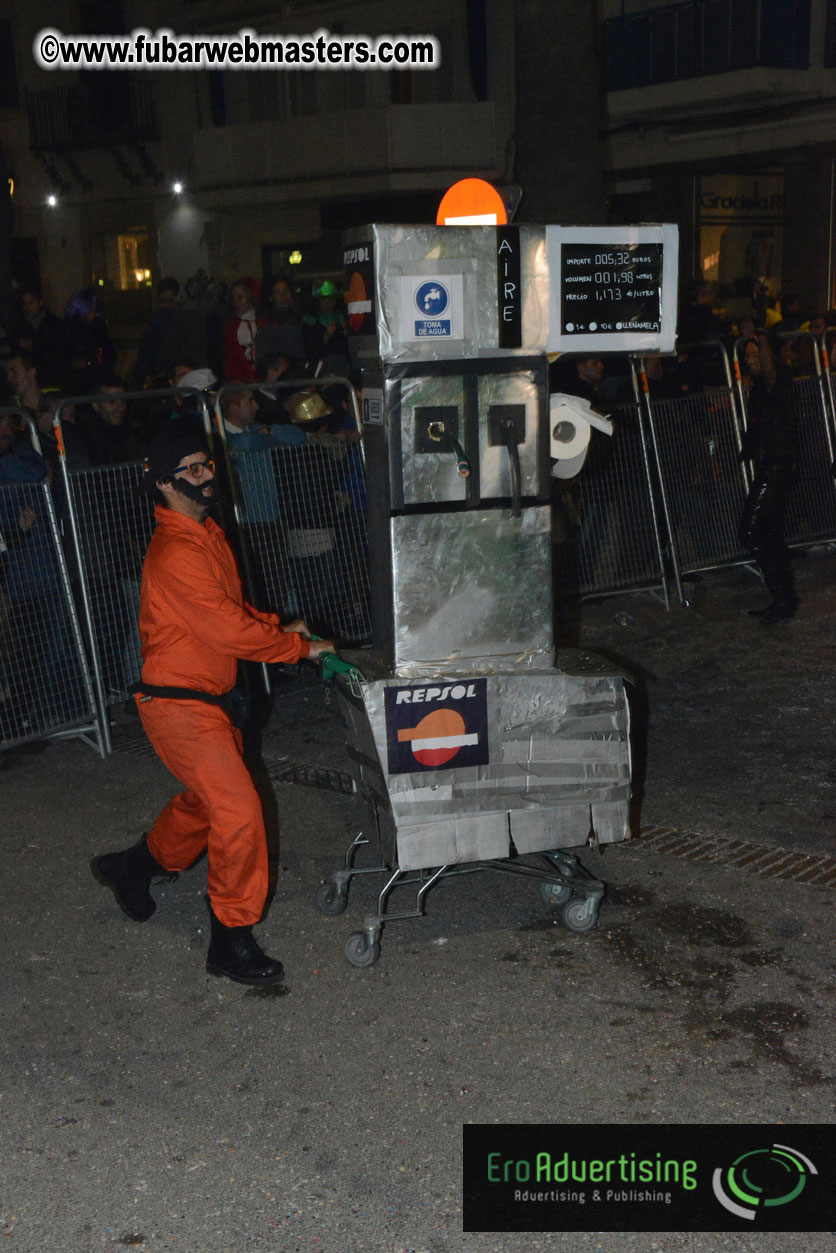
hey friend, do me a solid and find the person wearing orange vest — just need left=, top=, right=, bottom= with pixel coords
left=92, top=427, right=335, bottom=986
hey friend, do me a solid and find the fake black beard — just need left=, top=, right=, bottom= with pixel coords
left=171, top=476, right=216, bottom=512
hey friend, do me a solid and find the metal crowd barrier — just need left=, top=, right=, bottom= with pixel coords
left=0, top=409, right=102, bottom=755
left=732, top=333, right=836, bottom=553
left=628, top=338, right=836, bottom=606
left=783, top=375, right=836, bottom=546
left=11, top=341, right=836, bottom=756
left=551, top=393, right=668, bottom=604
left=637, top=346, right=749, bottom=604
left=214, top=378, right=370, bottom=647
left=54, top=387, right=214, bottom=752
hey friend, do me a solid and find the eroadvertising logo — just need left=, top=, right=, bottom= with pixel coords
left=462, top=1125, right=836, bottom=1233
left=712, top=1143, right=817, bottom=1221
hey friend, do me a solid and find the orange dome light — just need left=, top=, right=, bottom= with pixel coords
left=436, top=178, right=508, bottom=226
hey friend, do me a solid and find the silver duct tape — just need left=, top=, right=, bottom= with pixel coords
left=500, top=739, right=628, bottom=764
left=447, top=779, right=631, bottom=800
left=339, top=668, right=630, bottom=871
left=448, top=761, right=622, bottom=784
left=591, top=801, right=632, bottom=845
left=391, top=787, right=630, bottom=820
left=391, top=509, right=554, bottom=673
left=510, top=806, right=599, bottom=854
left=388, top=778, right=629, bottom=812
left=398, top=374, right=470, bottom=506
left=541, top=714, right=628, bottom=737
left=396, top=814, right=511, bottom=870
left=477, top=371, right=543, bottom=499
left=390, top=764, right=629, bottom=802
left=393, top=652, right=552, bottom=679
left=372, top=224, right=548, bottom=364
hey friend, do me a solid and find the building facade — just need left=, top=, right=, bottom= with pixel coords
left=601, top=0, right=836, bottom=317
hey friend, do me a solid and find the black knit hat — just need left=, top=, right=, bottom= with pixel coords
left=142, top=425, right=210, bottom=494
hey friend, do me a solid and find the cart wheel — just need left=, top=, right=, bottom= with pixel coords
left=540, top=880, right=573, bottom=907
left=561, top=897, right=599, bottom=933
left=316, top=880, right=348, bottom=917
left=345, top=931, right=381, bottom=968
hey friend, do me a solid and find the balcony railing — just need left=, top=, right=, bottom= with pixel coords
left=604, top=0, right=811, bottom=90
left=26, top=81, right=158, bottom=152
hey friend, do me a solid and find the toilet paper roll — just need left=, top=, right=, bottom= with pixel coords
left=551, top=447, right=590, bottom=480
left=550, top=413, right=591, bottom=461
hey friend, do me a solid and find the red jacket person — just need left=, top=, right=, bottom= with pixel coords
left=92, top=427, right=335, bottom=985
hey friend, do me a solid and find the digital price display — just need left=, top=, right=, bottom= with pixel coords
left=546, top=225, right=678, bottom=354
left=561, top=243, right=663, bottom=336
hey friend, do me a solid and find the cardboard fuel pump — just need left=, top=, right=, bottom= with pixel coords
left=325, top=222, right=677, bottom=954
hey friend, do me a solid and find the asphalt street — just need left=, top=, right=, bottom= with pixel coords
left=1, top=549, right=834, bottom=1252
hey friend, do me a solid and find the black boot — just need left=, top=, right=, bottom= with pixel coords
left=91, top=835, right=176, bottom=921
left=760, top=595, right=799, bottom=625
left=205, top=898, right=285, bottom=986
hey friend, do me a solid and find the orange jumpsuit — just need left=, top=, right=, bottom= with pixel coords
left=137, top=505, right=309, bottom=927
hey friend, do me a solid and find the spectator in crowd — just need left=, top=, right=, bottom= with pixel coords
left=222, top=383, right=306, bottom=452
left=76, top=375, right=143, bottom=466
left=169, top=359, right=198, bottom=388
left=806, top=312, right=828, bottom=341
left=678, top=281, right=725, bottom=344
left=273, top=389, right=355, bottom=633
left=303, top=280, right=349, bottom=375
left=16, top=285, right=71, bottom=387
left=68, top=375, right=149, bottom=699
left=222, top=278, right=265, bottom=383
left=0, top=496, right=38, bottom=748
left=739, top=334, right=799, bottom=624
left=34, top=393, right=91, bottom=474
left=643, top=345, right=704, bottom=401
left=737, top=312, right=758, bottom=342
left=64, top=288, right=117, bottom=394
left=309, top=382, right=368, bottom=632
left=172, top=367, right=216, bottom=438
left=254, top=275, right=307, bottom=368
left=0, top=412, right=84, bottom=732
left=772, top=292, right=803, bottom=334
left=0, top=280, right=19, bottom=367
left=220, top=384, right=306, bottom=610
left=163, top=271, right=225, bottom=383
left=253, top=352, right=305, bottom=425
left=134, top=277, right=181, bottom=386
left=3, top=350, right=43, bottom=417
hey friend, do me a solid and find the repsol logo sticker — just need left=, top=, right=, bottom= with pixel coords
left=384, top=679, right=489, bottom=773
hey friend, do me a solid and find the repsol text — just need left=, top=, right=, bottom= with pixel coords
left=395, top=683, right=479, bottom=705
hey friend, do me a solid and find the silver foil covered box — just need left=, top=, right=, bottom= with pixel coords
left=337, top=657, right=630, bottom=873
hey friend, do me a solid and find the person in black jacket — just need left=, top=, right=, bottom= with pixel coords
left=738, top=335, right=799, bottom=624
left=17, top=286, right=71, bottom=387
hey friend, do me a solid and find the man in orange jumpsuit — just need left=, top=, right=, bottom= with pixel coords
left=92, top=428, right=335, bottom=986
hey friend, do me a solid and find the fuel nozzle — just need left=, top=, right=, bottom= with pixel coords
left=309, top=635, right=366, bottom=687
left=427, top=420, right=471, bottom=478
